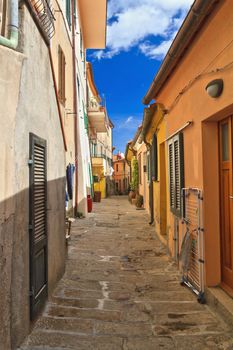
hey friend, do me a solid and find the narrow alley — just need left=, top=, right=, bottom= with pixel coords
left=20, top=197, right=233, bottom=350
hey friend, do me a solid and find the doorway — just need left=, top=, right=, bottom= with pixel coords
left=160, top=142, right=167, bottom=235
left=219, top=117, right=233, bottom=292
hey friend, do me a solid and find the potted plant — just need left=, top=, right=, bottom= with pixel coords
left=128, top=157, right=139, bottom=203
left=135, top=194, right=143, bottom=208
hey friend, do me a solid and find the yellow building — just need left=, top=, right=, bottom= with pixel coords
left=87, top=62, right=114, bottom=200
left=125, top=127, right=150, bottom=212
left=139, top=103, right=167, bottom=242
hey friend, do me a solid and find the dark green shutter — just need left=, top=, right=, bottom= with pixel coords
left=168, top=140, right=175, bottom=210
left=66, top=0, right=71, bottom=28
left=168, top=133, right=184, bottom=217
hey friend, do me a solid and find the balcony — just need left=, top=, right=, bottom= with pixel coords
left=29, top=0, right=55, bottom=39
left=88, top=105, right=107, bottom=133
left=78, top=0, right=107, bottom=49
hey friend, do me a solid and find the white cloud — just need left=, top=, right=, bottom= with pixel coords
left=139, top=39, right=173, bottom=59
left=117, top=116, right=141, bottom=130
left=125, top=116, right=133, bottom=124
left=93, top=0, right=193, bottom=60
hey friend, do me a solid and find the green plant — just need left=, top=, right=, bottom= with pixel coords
left=130, top=157, right=139, bottom=192
left=135, top=194, right=143, bottom=208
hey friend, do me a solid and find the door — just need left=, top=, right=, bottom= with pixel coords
left=149, top=149, right=154, bottom=224
left=219, top=117, right=233, bottom=291
left=160, top=143, right=167, bottom=235
left=29, top=133, right=48, bottom=319
left=143, top=152, right=147, bottom=209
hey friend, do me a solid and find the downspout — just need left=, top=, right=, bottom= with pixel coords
left=0, top=0, right=19, bottom=49
left=71, top=0, right=79, bottom=215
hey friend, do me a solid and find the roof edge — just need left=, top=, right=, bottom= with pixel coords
left=142, top=0, right=220, bottom=105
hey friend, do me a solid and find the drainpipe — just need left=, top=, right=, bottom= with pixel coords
left=0, top=0, right=19, bottom=49
left=71, top=0, right=79, bottom=216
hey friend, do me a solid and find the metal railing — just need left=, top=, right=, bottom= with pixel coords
left=29, top=0, right=55, bottom=39
left=180, top=188, right=205, bottom=303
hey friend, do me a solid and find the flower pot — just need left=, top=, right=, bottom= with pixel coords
left=128, top=190, right=136, bottom=203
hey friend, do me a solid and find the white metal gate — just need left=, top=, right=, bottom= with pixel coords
left=180, top=188, right=205, bottom=303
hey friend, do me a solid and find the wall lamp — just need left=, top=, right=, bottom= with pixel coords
left=206, top=79, right=223, bottom=98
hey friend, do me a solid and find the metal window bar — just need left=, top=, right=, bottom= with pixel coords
left=180, top=188, right=205, bottom=303
left=29, top=0, right=56, bottom=39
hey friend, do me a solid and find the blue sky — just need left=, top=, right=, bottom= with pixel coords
left=87, top=0, right=193, bottom=153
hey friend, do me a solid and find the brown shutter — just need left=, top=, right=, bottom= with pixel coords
left=58, top=46, right=62, bottom=99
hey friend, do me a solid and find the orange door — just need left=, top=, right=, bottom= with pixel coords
left=219, top=117, right=233, bottom=291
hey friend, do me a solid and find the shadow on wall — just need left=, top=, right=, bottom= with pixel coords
left=0, top=177, right=66, bottom=350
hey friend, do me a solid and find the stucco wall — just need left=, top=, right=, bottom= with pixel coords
left=0, top=45, right=24, bottom=350
left=0, top=5, right=66, bottom=349
left=155, top=1, right=233, bottom=286
left=51, top=0, right=75, bottom=213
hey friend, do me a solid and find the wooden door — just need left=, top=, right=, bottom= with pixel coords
left=29, top=133, right=48, bottom=319
left=219, top=117, right=233, bottom=291
left=160, top=143, right=167, bottom=235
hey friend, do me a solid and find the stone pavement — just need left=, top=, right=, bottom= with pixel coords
left=20, top=196, right=233, bottom=350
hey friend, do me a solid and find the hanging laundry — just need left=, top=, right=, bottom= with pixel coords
left=66, top=164, right=75, bottom=200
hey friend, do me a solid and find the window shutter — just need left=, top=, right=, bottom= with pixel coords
left=168, top=133, right=184, bottom=217
left=179, top=133, right=184, bottom=214
left=66, top=0, right=71, bottom=28
left=62, top=54, right=66, bottom=103
left=58, top=46, right=62, bottom=99
left=29, top=133, right=48, bottom=319
left=168, top=140, right=175, bottom=210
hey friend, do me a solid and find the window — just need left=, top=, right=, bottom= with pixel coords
left=151, top=133, right=158, bottom=181
left=168, top=133, right=184, bottom=217
left=116, top=164, right=118, bottom=172
left=66, top=0, right=71, bottom=28
left=58, top=46, right=66, bottom=105
left=93, top=175, right=99, bottom=183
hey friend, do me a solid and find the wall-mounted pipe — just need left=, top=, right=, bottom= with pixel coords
left=0, top=0, right=19, bottom=49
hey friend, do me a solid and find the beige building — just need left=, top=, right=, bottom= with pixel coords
left=0, top=0, right=107, bottom=349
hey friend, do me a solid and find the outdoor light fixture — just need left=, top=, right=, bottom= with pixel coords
left=206, top=79, right=223, bottom=98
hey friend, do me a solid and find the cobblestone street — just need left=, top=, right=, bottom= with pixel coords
left=20, top=197, right=233, bottom=350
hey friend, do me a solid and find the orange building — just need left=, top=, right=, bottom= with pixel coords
left=143, top=0, right=233, bottom=304
left=113, top=153, right=130, bottom=194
